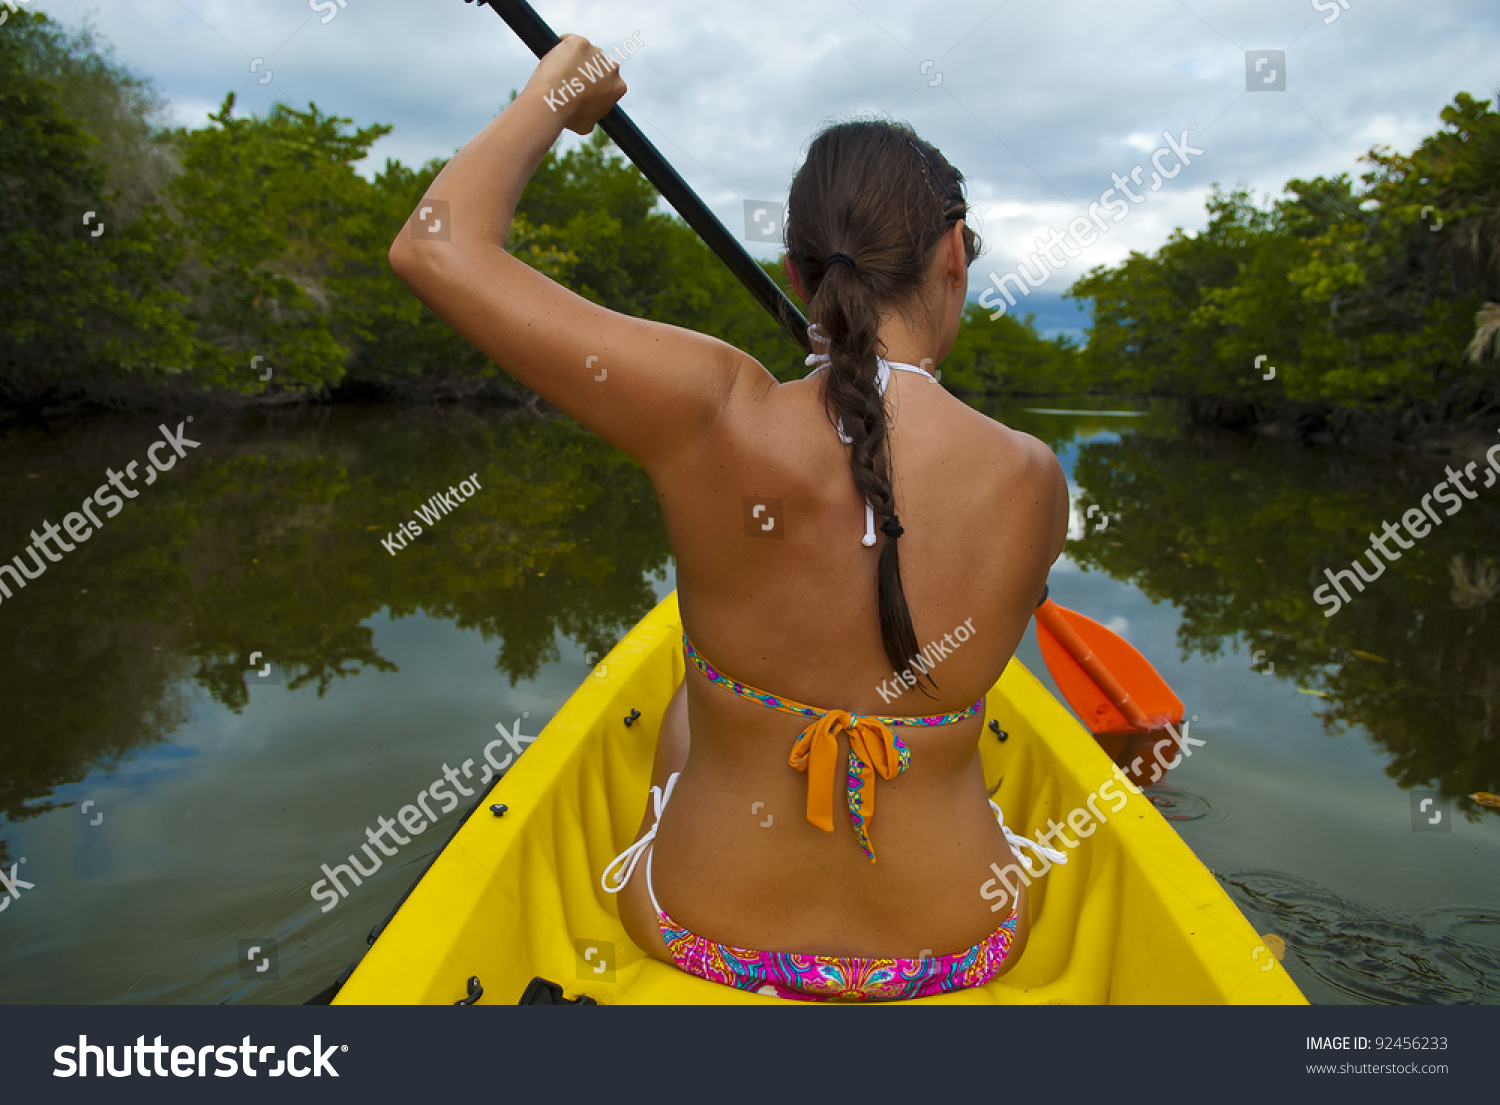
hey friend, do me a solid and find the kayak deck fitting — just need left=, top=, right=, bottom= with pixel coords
left=333, top=592, right=1305, bottom=1005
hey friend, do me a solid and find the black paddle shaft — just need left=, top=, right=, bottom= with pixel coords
left=467, top=0, right=811, bottom=352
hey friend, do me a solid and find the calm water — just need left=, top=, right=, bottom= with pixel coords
left=1, top=400, right=1497, bottom=1005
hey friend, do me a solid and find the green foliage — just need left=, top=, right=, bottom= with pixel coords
left=1067, top=422, right=1500, bottom=806
left=1071, top=93, right=1500, bottom=416
left=1, top=13, right=1082, bottom=408
left=940, top=304, right=1083, bottom=393
left=163, top=94, right=392, bottom=393
left=13, top=11, right=175, bottom=221
left=11, top=15, right=1499, bottom=418
left=512, top=129, right=806, bottom=380
left=0, top=16, right=809, bottom=407
left=0, top=12, right=192, bottom=403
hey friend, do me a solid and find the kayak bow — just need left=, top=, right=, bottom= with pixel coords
left=331, top=592, right=1303, bottom=1005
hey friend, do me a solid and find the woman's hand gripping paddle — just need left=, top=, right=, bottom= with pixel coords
left=1033, top=584, right=1185, bottom=778
left=469, top=0, right=1187, bottom=769
left=466, top=0, right=811, bottom=353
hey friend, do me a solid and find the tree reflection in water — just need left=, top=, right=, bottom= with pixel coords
left=1061, top=418, right=1500, bottom=817
left=0, top=405, right=670, bottom=866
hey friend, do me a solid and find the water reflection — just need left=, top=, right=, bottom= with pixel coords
left=3, top=398, right=1497, bottom=1005
left=979, top=397, right=1179, bottom=457
left=1056, top=419, right=1500, bottom=814
left=1223, top=870, right=1500, bottom=1005
left=0, top=406, right=670, bottom=870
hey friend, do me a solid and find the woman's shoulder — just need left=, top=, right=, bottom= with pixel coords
left=947, top=404, right=1065, bottom=483
left=941, top=409, right=1069, bottom=556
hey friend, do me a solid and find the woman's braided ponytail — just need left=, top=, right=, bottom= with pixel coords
left=785, top=121, right=978, bottom=693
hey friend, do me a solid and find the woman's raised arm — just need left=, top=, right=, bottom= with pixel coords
left=387, top=34, right=771, bottom=472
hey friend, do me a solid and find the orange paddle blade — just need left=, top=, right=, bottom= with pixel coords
left=1034, top=600, right=1183, bottom=736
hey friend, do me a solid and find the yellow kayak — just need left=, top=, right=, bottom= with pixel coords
left=334, top=592, right=1305, bottom=1005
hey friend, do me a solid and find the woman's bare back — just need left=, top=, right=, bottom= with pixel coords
left=384, top=35, right=1069, bottom=966
left=620, top=363, right=1068, bottom=960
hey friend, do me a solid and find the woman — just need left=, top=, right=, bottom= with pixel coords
left=389, top=35, right=1070, bottom=1001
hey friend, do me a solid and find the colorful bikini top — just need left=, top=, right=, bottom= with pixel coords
left=683, top=635, right=984, bottom=862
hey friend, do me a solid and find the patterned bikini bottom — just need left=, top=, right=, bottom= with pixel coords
left=602, top=771, right=1045, bottom=1001
left=656, top=898, right=1019, bottom=1002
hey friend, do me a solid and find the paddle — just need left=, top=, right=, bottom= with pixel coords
left=466, top=0, right=810, bottom=352
left=1033, top=585, right=1183, bottom=737
left=469, top=0, right=1183, bottom=745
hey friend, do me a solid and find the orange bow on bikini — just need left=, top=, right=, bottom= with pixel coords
left=788, top=710, right=909, bottom=862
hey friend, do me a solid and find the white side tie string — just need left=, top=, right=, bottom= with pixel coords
left=990, top=800, right=1070, bottom=873
left=601, top=772, right=680, bottom=894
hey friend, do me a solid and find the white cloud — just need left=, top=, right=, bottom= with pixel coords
left=32, top=0, right=1499, bottom=286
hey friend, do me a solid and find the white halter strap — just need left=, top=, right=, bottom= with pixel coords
left=802, top=324, right=935, bottom=547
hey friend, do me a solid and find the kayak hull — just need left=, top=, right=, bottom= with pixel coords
left=335, top=592, right=1304, bottom=1005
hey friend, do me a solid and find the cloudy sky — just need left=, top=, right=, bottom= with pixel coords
left=32, top=0, right=1500, bottom=337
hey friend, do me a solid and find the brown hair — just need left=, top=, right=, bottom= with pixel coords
left=785, top=120, right=979, bottom=693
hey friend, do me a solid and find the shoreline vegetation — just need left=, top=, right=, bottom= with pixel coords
left=3, top=13, right=1497, bottom=453
left=1069, top=88, right=1500, bottom=454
